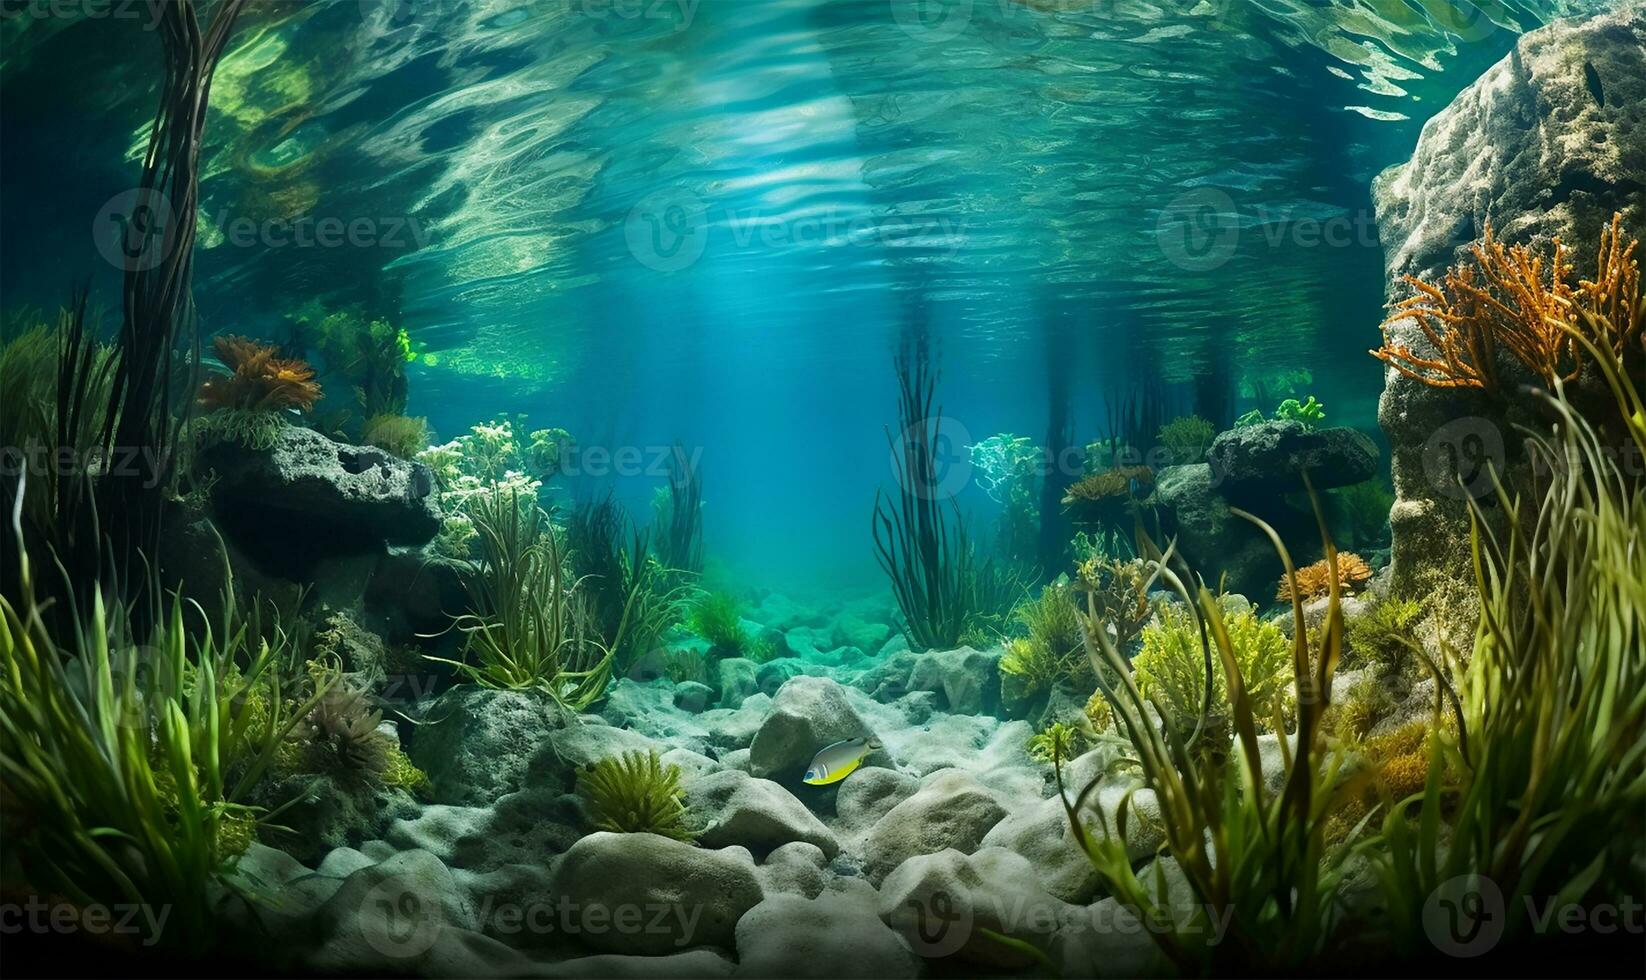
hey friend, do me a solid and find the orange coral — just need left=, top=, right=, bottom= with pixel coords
left=1371, top=212, right=1640, bottom=393
left=196, top=335, right=322, bottom=413
left=1278, top=552, right=1372, bottom=603
left=1063, top=465, right=1154, bottom=504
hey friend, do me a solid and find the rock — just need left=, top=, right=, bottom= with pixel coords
left=409, top=687, right=570, bottom=806
left=851, top=649, right=920, bottom=703
left=310, top=611, right=389, bottom=692
left=1371, top=8, right=1646, bottom=596
left=906, top=646, right=1000, bottom=714
left=757, top=593, right=827, bottom=631
left=365, top=546, right=473, bottom=645
left=734, top=892, right=920, bottom=979
left=715, top=658, right=761, bottom=706
left=748, top=676, right=875, bottom=781
left=877, top=847, right=1069, bottom=969
left=537, top=950, right=736, bottom=978
left=980, top=796, right=1106, bottom=903
left=548, top=833, right=763, bottom=955
left=254, top=775, right=421, bottom=867
left=1207, top=421, right=1379, bottom=499
left=202, top=426, right=441, bottom=577
left=861, top=769, right=1008, bottom=883
left=674, top=681, right=715, bottom=713
left=1093, top=782, right=1167, bottom=862
left=700, top=694, right=771, bottom=751
left=685, top=769, right=841, bottom=858
left=757, top=842, right=830, bottom=899
left=215, top=843, right=347, bottom=947
left=890, top=690, right=939, bottom=725
left=832, top=767, right=918, bottom=836
left=755, top=659, right=806, bottom=697
left=832, top=614, right=891, bottom=654
left=1154, top=462, right=1293, bottom=600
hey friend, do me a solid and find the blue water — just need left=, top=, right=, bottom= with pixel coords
left=0, top=0, right=1618, bottom=591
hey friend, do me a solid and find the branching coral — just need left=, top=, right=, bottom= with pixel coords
left=196, top=334, right=322, bottom=413
left=576, top=750, right=696, bottom=841
left=1274, top=396, right=1325, bottom=428
left=1372, top=212, right=1641, bottom=393
left=1277, top=552, right=1373, bottom=603
left=1063, top=465, right=1154, bottom=505
left=1074, top=553, right=1155, bottom=648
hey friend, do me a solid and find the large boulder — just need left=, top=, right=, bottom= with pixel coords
left=1152, top=463, right=1286, bottom=602
left=748, top=676, right=876, bottom=781
left=409, top=688, right=571, bottom=806
left=685, top=769, right=841, bottom=858
left=1206, top=421, right=1379, bottom=499
left=877, top=847, right=1069, bottom=970
left=548, top=833, right=763, bottom=955
left=860, top=769, right=1008, bottom=883
left=1371, top=8, right=1646, bottom=596
left=202, top=426, right=441, bottom=576
left=906, top=646, right=1001, bottom=715
left=734, top=891, right=920, bottom=979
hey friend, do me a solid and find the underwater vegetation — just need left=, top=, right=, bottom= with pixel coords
left=1375, top=213, right=1641, bottom=396
left=566, top=494, right=689, bottom=674
left=360, top=412, right=430, bottom=459
left=969, top=432, right=1043, bottom=566
left=651, top=445, right=704, bottom=578
left=1156, top=414, right=1215, bottom=465
left=1130, top=598, right=1293, bottom=750
left=1276, top=551, right=1373, bottom=603
left=575, top=750, right=696, bottom=842
left=417, top=417, right=574, bottom=557
left=196, top=334, right=322, bottom=414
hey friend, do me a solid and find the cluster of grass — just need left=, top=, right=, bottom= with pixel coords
left=575, top=749, right=696, bottom=842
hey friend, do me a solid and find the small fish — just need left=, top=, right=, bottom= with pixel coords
left=802, top=736, right=882, bottom=786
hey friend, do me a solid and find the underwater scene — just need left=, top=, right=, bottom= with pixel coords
left=0, top=0, right=1643, bottom=976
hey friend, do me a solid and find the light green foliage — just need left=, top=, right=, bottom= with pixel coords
left=190, top=406, right=287, bottom=451
left=1156, top=415, right=1216, bottom=465
left=417, top=417, right=572, bottom=558
left=438, top=489, right=613, bottom=708
left=1028, top=720, right=1090, bottom=764
left=1133, top=601, right=1292, bottom=735
left=0, top=536, right=330, bottom=950
left=999, top=582, right=1089, bottom=710
left=576, top=750, right=696, bottom=842
left=1274, top=395, right=1325, bottom=428
left=1233, top=409, right=1265, bottom=428
left=662, top=648, right=707, bottom=685
left=1344, top=597, right=1422, bottom=674
left=687, top=591, right=747, bottom=654
left=969, top=433, right=1043, bottom=563
left=288, top=304, right=414, bottom=421
left=362, top=413, right=430, bottom=459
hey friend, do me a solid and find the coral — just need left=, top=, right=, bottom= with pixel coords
left=298, top=675, right=393, bottom=788
left=1273, top=395, right=1325, bottom=428
left=1278, top=552, right=1373, bottom=603
left=196, top=334, right=322, bottom=413
left=362, top=413, right=430, bottom=459
left=576, top=750, right=696, bottom=842
left=1133, top=601, right=1292, bottom=735
left=1028, top=720, right=1089, bottom=764
left=1372, top=213, right=1641, bottom=393
left=1157, top=415, right=1216, bottom=465
left=1344, top=597, right=1423, bottom=674
left=1063, top=465, right=1154, bottom=505
left=688, top=591, right=748, bottom=655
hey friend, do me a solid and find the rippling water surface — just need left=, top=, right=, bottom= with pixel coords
left=0, top=0, right=1617, bottom=586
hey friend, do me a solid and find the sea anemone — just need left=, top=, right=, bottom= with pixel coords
left=1063, top=465, right=1154, bottom=505
left=576, top=750, right=696, bottom=841
left=196, top=335, right=322, bottom=413
left=362, top=413, right=430, bottom=459
left=1278, top=552, right=1373, bottom=603
left=299, top=681, right=393, bottom=787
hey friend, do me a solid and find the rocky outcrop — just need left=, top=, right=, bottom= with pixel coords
left=1154, top=463, right=1291, bottom=599
left=735, top=890, right=920, bottom=979
left=685, top=769, right=841, bottom=858
left=201, top=426, right=441, bottom=577
left=409, top=688, right=571, bottom=806
left=1206, top=421, right=1380, bottom=498
left=748, top=676, right=876, bottom=780
left=1371, top=8, right=1646, bottom=595
left=860, top=769, right=1007, bottom=883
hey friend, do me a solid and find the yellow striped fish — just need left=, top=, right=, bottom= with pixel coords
left=802, top=736, right=882, bottom=785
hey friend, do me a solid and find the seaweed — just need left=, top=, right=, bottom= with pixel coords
left=575, top=750, right=696, bottom=842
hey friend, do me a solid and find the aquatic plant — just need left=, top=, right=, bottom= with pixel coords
left=1331, top=478, right=1394, bottom=548
left=1233, top=409, right=1265, bottom=428
left=567, top=495, right=688, bottom=671
left=969, top=432, right=1043, bottom=564
left=1059, top=504, right=1357, bottom=973
left=1372, top=212, right=1641, bottom=394
left=1277, top=552, right=1373, bottom=603
left=287, top=306, right=413, bottom=423
left=1343, top=596, right=1422, bottom=674
left=362, top=413, right=430, bottom=459
left=1083, top=688, right=1113, bottom=735
left=438, top=488, right=613, bottom=708
left=196, top=335, right=323, bottom=414
left=1073, top=552, right=1154, bottom=649
left=1132, top=600, right=1293, bottom=743
left=687, top=591, right=748, bottom=655
left=652, top=445, right=704, bottom=576
left=661, top=648, right=708, bottom=685
left=998, top=582, right=1091, bottom=711
left=1063, top=465, right=1154, bottom=505
left=1327, top=672, right=1399, bottom=743
left=0, top=502, right=329, bottom=950
left=873, top=332, right=1000, bottom=651
left=417, top=417, right=573, bottom=557
left=1156, top=414, right=1216, bottom=465
left=1028, top=720, right=1089, bottom=765
left=1273, top=395, right=1325, bottom=428
left=575, top=749, right=696, bottom=842
left=296, top=671, right=393, bottom=788
left=1367, top=341, right=1646, bottom=955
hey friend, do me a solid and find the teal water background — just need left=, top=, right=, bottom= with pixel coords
left=0, top=0, right=1620, bottom=591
